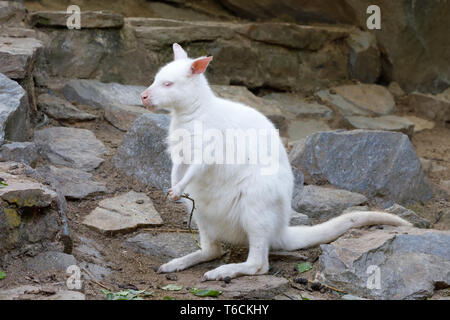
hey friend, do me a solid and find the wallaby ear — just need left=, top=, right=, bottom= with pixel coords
left=173, top=43, right=188, bottom=60
left=191, top=56, right=213, bottom=75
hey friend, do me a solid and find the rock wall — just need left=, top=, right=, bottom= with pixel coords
left=219, top=0, right=450, bottom=94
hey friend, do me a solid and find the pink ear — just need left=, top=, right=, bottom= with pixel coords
left=191, top=56, right=213, bottom=74
left=173, top=43, right=188, bottom=60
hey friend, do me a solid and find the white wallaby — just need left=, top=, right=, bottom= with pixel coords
left=140, top=43, right=411, bottom=281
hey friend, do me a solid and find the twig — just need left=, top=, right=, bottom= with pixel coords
left=81, top=267, right=112, bottom=291
left=167, top=192, right=201, bottom=249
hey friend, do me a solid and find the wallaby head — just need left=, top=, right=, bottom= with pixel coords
left=141, top=43, right=214, bottom=113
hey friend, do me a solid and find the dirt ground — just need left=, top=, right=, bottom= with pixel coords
left=0, top=101, right=449, bottom=300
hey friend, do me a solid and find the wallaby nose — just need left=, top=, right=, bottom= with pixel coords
left=141, top=90, right=151, bottom=105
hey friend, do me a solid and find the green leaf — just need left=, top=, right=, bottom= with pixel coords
left=100, top=289, right=153, bottom=300
left=189, top=288, right=222, bottom=297
left=0, top=270, right=5, bottom=280
left=163, top=296, right=176, bottom=300
left=162, top=284, right=183, bottom=291
left=297, top=262, right=313, bottom=273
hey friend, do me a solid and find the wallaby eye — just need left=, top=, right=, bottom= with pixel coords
left=163, top=81, right=173, bottom=87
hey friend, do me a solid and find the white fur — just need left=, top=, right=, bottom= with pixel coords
left=141, top=43, right=412, bottom=281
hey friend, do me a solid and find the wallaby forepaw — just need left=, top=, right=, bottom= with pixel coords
left=167, top=186, right=182, bottom=201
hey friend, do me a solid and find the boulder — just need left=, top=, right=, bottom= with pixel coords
left=62, top=79, right=148, bottom=130
left=34, top=127, right=107, bottom=172
left=407, top=92, right=450, bottom=124
left=344, top=115, right=415, bottom=137
left=316, top=84, right=395, bottom=117
left=319, top=227, right=450, bottom=299
left=0, top=171, right=57, bottom=208
left=0, top=37, right=43, bottom=80
left=0, top=1, right=26, bottom=26
left=37, top=93, right=97, bottom=121
left=0, top=142, right=38, bottom=166
left=124, top=232, right=199, bottom=260
left=0, top=164, right=60, bottom=254
left=346, top=30, right=381, bottom=83
left=290, top=130, right=432, bottom=205
left=262, top=93, right=333, bottom=119
left=83, top=191, right=163, bottom=233
left=292, top=185, right=368, bottom=222
left=0, top=73, right=31, bottom=143
left=29, top=10, right=124, bottom=29
left=26, top=251, right=77, bottom=272
left=35, top=165, right=106, bottom=200
left=112, top=113, right=171, bottom=191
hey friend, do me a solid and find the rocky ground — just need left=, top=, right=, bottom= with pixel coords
left=0, top=1, right=449, bottom=300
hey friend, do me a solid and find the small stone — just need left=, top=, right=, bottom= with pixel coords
left=136, top=199, right=144, bottom=204
left=165, top=274, right=178, bottom=281
left=83, top=191, right=163, bottom=233
left=196, top=275, right=289, bottom=299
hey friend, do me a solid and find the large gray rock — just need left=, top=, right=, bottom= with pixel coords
left=29, top=10, right=124, bottom=29
left=35, top=165, right=106, bottom=200
left=290, top=130, right=432, bottom=205
left=0, top=73, right=31, bottom=143
left=34, top=127, right=107, bottom=172
left=37, top=93, right=97, bottom=121
left=196, top=275, right=290, bottom=299
left=0, top=37, right=43, bottom=80
left=319, top=227, right=450, bottom=299
left=27, top=251, right=77, bottom=272
left=124, top=232, right=199, bottom=260
left=0, top=142, right=38, bottom=166
left=316, top=84, right=395, bottom=117
left=62, top=79, right=148, bottom=130
left=113, top=113, right=171, bottom=191
left=83, top=191, right=163, bottom=233
left=292, top=185, right=368, bottom=222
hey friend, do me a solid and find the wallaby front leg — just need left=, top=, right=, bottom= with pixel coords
left=168, top=164, right=204, bottom=201
left=171, top=163, right=186, bottom=187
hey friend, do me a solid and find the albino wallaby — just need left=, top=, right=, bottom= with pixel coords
left=140, top=43, right=411, bottom=281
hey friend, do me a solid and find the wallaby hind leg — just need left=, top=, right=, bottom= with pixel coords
left=201, top=234, right=269, bottom=281
left=157, top=230, right=222, bottom=273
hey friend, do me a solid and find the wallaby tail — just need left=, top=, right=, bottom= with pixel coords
left=278, top=211, right=412, bottom=251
